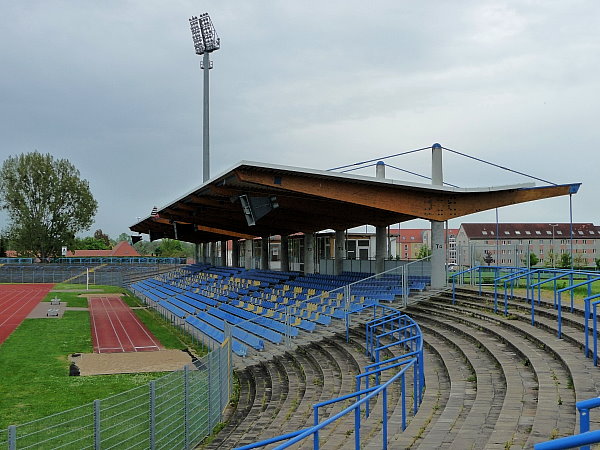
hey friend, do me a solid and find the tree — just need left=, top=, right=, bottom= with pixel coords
left=0, top=152, right=97, bottom=260
left=544, top=249, right=557, bottom=268
left=559, top=253, right=572, bottom=269
left=73, top=236, right=110, bottom=250
left=93, top=229, right=110, bottom=248
left=573, top=253, right=586, bottom=270
left=595, top=258, right=600, bottom=271
left=155, top=239, right=190, bottom=258
left=116, top=232, right=132, bottom=244
left=0, top=234, right=6, bottom=257
left=416, top=245, right=432, bottom=259
left=483, top=250, right=495, bottom=266
left=522, top=252, right=539, bottom=268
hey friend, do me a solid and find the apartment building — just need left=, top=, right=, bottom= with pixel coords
left=455, top=223, right=600, bottom=267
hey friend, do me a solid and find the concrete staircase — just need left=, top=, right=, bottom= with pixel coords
left=199, top=287, right=600, bottom=449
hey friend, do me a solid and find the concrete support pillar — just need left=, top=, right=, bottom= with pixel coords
left=334, top=230, right=345, bottom=276
left=220, top=240, right=227, bottom=267
left=194, top=243, right=200, bottom=264
left=375, top=161, right=387, bottom=274
left=304, top=233, right=315, bottom=274
left=430, top=143, right=446, bottom=289
left=261, top=238, right=269, bottom=271
left=231, top=240, right=240, bottom=268
left=202, top=243, right=209, bottom=264
left=210, top=243, right=217, bottom=266
left=244, top=240, right=253, bottom=269
left=280, top=235, right=290, bottom=272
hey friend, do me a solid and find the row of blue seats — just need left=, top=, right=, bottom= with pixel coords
left=133, top=282, right=296, bottom=348
left=133, top=284, right=265, bottom=352
left=185, top=316, right=247, bottom=357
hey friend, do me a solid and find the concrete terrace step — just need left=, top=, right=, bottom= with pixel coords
left=410, top=303, right=575, bottom=448
left=202, top=367, right=256, bottom=449
left=314, top=334, right=406, bottom=450
left=443, top=288, right=593, bottom=357
left=421, top=294, right=600, bottom=435
left=405, top=313, right=507, bottom=449
left=375, top=336, right=450, bottom=450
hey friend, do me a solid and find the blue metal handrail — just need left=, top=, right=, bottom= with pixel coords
left=235, top=304, right=423, bottom=449
left=535, top=396, right=600, bottom=449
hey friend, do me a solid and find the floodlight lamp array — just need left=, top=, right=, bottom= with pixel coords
left=189, top=13, right=220, bottom=55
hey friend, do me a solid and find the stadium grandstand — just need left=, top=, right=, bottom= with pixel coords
left=4, top=152, right=599, bottom=449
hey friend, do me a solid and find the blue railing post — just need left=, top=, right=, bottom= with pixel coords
left=537, top=271, right=541, bottom=305
left=413, top=361, right=418, bottom=415
left=579, top=405, right=592, bottom=450
left=594, top=301, right=600, bottom=366
left=401, top=373, right=407, bottom=431
left=494, top=279, right=498, bottom=313
left=558, top=291, right=562, bottom=339
left=313, top=406, right=319, bottom=448
left=527, top=272, right=535, bottom=326
left=382, top=387, right=388, bottom=450
left=585, top=297, right=590, bottom=358
left=452, top=276, right=456, bottom=304
left=570, top=272, right=575, bottom=312
left=354, top=404, right=361, bottom=449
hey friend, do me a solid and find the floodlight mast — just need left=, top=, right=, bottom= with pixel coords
left=189, top=13, right=220, bottom=183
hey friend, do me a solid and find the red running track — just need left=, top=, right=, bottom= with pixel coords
left=89, top=296, right=162, bottom=353
left=0, top=284, right=54, bottom=345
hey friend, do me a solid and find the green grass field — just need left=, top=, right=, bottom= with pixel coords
left=0, top=285, right=206, bottom=428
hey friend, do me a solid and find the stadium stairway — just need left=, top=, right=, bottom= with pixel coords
left=196, top=286, right=600, bottom=449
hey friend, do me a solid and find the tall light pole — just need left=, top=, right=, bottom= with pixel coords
left=550, top=223, right=558, bottom=268
left=190, top=13, right=220, bottom=265
left=189, top=13, right=220, bottom=182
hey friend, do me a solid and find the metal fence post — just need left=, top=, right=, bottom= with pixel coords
left=149, top=380, right=156, bottom=450
left=184, top=365, right=189, bottom=449
left=94, top=399, right=101, bottom=450
left=8, top=425, right=16, bottom=450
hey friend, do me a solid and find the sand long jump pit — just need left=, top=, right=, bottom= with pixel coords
left=71, top=349, right=194, bottom=375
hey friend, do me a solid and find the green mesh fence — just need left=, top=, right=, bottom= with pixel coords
left=0, top=344, right=231, bottom=450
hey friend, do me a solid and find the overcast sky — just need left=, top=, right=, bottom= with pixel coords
left=1, top=1, right=599, bottom=239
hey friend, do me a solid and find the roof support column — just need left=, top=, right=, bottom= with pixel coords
left=244, top=239, right=253, bottom=269
left=431, top=143, right=446, bottom=289
left=280, top=235, right=290, bottom=272
left=304, top=233, right=315, bottom=274
left=334, top=230, right=345, bottom=276
left=210, top=242, right=216, bottom=266
left=261, top=237, right=269, bottom=271
left=194, top=243, right=200, bottom=264
left=231, top=240, right=240, bottom=268
left=220, top=240, right=227, bottom=267
left=202, top=243, right=209, bottom=264
left=375, top=162, right=387, bottom=274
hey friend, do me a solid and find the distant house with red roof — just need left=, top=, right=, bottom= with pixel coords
left=69, top=241, right=140, bottom=258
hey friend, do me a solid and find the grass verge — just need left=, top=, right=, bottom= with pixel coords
left=0, top=310, right=166, bottom=428
left=0, top=286, right=207, bottom=428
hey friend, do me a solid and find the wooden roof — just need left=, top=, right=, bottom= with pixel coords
left=129, top=161, right=581, bottom=244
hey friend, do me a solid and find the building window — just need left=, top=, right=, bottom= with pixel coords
left=557, top=231, right=563, bottom=235
left=535, top=231, right=541, bottom=235
left=525, top=231, right=531, bottom=235
left=482, top=231, right=488, bottom=235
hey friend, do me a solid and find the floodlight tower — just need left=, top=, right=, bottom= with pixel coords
left=189, top=13, right=220, bottom=182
